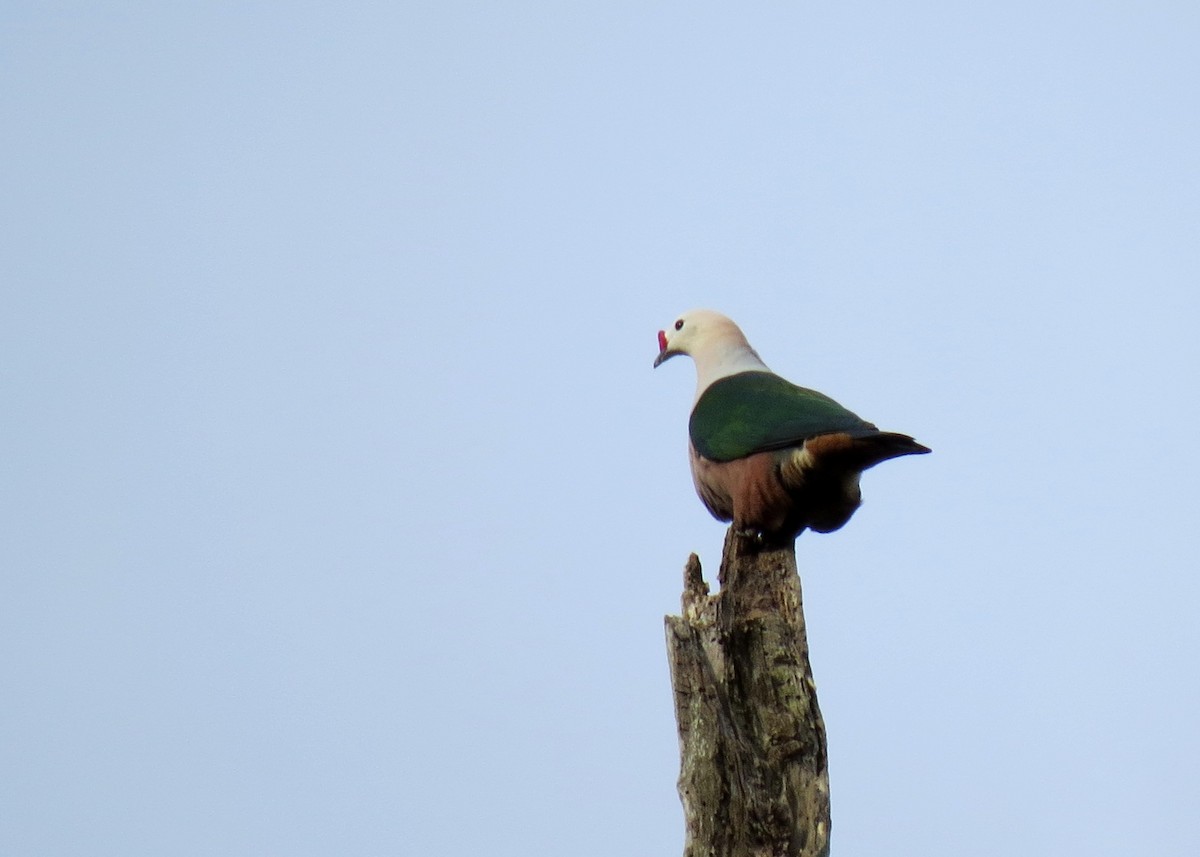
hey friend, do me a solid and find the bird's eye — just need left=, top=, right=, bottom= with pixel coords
left=674, top=319, right=684, bottom=331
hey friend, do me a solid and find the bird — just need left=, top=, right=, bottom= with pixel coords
left=654, top=309, right=929, bottom=543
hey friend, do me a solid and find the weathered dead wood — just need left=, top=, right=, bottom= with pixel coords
left=665, top=529, right=830, bottom=857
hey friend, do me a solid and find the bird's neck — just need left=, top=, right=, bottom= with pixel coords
left=692, top=342, right=770, bottom=402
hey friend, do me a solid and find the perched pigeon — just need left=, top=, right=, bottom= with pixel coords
left=655, top=309, right=929, bottom=542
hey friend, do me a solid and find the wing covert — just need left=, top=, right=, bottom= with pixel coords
left=689, top=371, right=877, bottom=462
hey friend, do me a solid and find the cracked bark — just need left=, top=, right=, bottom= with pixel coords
left=665, top=529, right=830, bottom=857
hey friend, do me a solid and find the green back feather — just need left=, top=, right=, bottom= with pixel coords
left=689, top=371, right=877, bottom=462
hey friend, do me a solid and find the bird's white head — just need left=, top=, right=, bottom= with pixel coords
left=654, top=309, right=770, bottom=396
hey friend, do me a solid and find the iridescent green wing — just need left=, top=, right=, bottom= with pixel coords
left=689, top=371, right=877, bottom=462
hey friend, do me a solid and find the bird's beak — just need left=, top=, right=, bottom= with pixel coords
left=654, top=330, right=673, bottom=368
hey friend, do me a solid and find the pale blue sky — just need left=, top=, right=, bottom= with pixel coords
left=3, top=3, right=1198, bottom=855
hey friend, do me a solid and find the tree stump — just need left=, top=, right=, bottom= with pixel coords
left=664, top=529, right=831, bottom=857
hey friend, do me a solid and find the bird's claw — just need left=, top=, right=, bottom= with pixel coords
left=733, top=527, right=768, bottom=548
left=733, top=526, right=798, bottom=553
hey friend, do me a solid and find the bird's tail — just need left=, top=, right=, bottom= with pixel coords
left=853, top=431, right=931, bottom=469
left=800, top=430, right=930, bottom=473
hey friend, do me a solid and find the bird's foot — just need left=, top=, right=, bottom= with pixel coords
left=732, top=525, right=798, bottom=553
left=733, top=527, right=769, bottom=550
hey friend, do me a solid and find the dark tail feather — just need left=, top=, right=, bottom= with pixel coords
left=800, top=430, right=930, bottom=473
left=853, top=431, right=931, bottom=470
